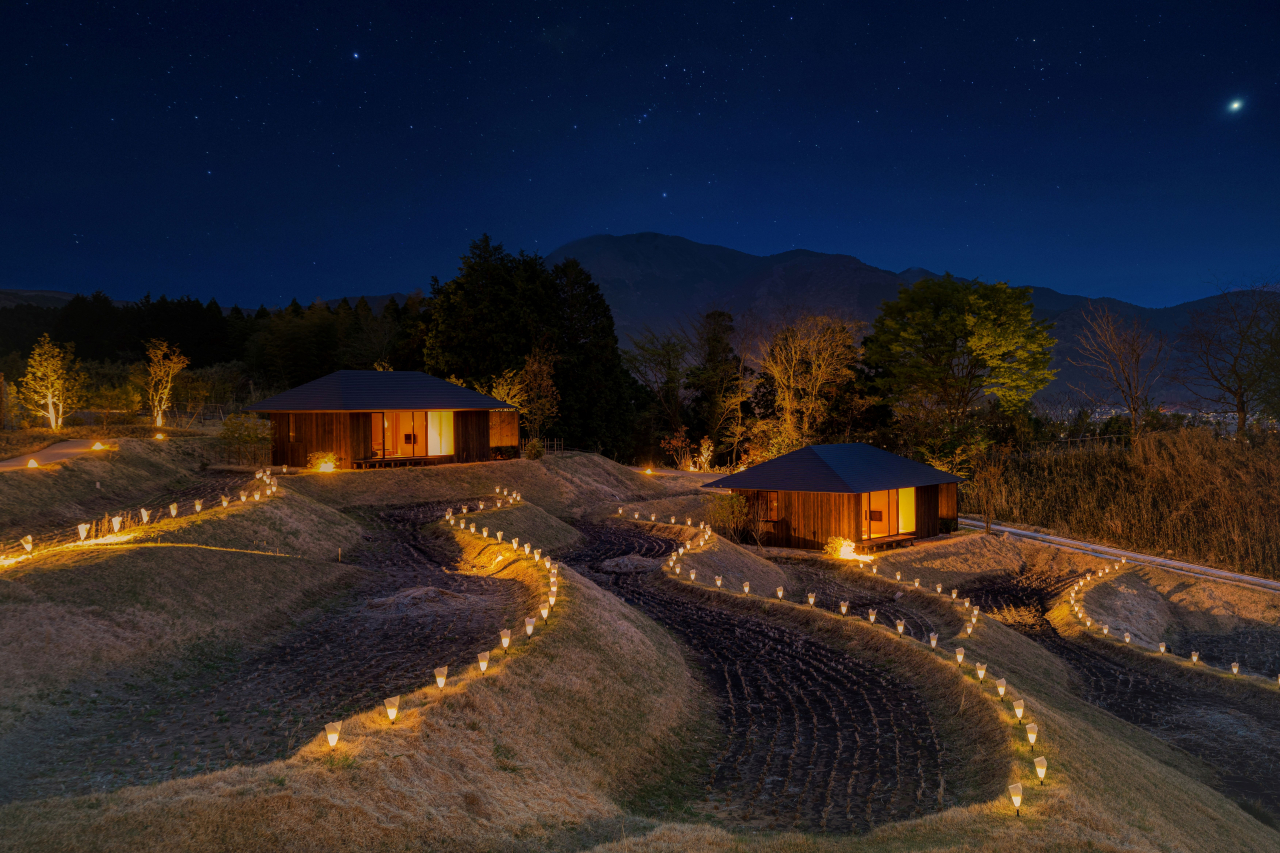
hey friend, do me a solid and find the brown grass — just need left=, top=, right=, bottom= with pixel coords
left=434, top=501, right=584, bottom=555
left=0, top=437, right=215, bottom=532
left=0, top=426, right=210, bottom=463
left=287, top=452, right=697, bottom=520
left=963, top=429, right=1280, bottom=580
left=0, top=520, right=700, bottom=853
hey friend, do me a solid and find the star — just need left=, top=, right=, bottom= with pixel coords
left=1229, top=100, right=1243, bottom=112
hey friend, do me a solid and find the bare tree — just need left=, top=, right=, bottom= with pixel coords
left=624, top=329, right=690, bottom=434
left=144, top=340, right=190, bottom=428
left=1173, top=285, right=1275, bottom=434
left=1068, top=304, right=1170, bottom=439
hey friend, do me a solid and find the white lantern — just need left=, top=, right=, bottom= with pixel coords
left=1009, top=782, right=1022, bottom=815
left=929, top=632, right=938, bottom=648
left=21, top=534, right=34, bottom=552
left=1034, top=756, right=1047, bottom=783
left=221, top=496, right=229, bottom=507
left=524, top=543, right=531, bottom=555
left=715, top=576, right=723, bottom=588
left=1026, top=723, right=1038, bottom=745
left=479, top=651, right=490, bottom=673
left=482, top=527, right=489, bottom=538
left=896, top=620, right=905, bottom=636
left=385, top=696, right=399, bottom=722
left=540, top=601, right=550, bottom=620
left=689, top=569, right=696, bottom=581
left=807, top=592, right=816, bottom=606
left=525, top=617, right=535, bottom=636
left=78, top=523, right=90, bottom=541
left=776, top=587, right=784, bottom=600
left=868, top=608, right=877, bottom=623
left=955, top=647, right=964, bottom=665
left=239, top=491, right=247, bottom=502
left=111, top=515, right=122, bottom=532
left=839, top=601, right=849, bottom=615
left=169, top=503, right=178, bottom=517
left=1159, top=642, right=1166, bottom=654
left=325, top=721, right=342, bottom=747
left=951, top=589, right=958, bottom=600
left=914, top=578, right=920, bottom=587
left=140, top=508, right=150, bottom=523
left=501, top=629, right=511, bottom=649
left=1124, top=632, right=1131, bottom=643
left=194, top=499, right=202, bottom=513
left=997, top=677, right=1007, bottom=697
left=435, top=666, right=448, bottom=689
left=936, top=583, right=943, bottom=594
left=1013, top=699, right=1025, bottom=721
left=743, top=581, right=750, bottom=595
left=976, top=663, right=986, bottom=681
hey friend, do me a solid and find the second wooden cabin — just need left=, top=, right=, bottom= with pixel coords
left=704, top=443, right=960, bottom=551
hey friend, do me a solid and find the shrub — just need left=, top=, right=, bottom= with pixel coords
left=524, top=437, right=544, bottom=460
left=706, top=492, right=748, bottom=541
left=308, top=451, right=338, bottom=471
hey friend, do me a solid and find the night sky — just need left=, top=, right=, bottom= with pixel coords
left=3, top=2, right=1276, bottom=310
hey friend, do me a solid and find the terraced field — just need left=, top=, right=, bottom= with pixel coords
left=961, top=555, right=1280, bottom=815
left=560, top=522, right=951, bottom=833
left=0, top=500, right=533, bottom=803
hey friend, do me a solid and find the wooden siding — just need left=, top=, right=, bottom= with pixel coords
left=915, top=484, right=941, bottom=540
left=489, top=410, right=519, bottom=449
left=270, top=412, right=355, bottom=469
left=736, top=489, right=861, bottom=550
left=453, top=411, right=491, bottom=463
left=349, top=412, right=373, bottom=463
left=938, top=482, right=958, bottom=521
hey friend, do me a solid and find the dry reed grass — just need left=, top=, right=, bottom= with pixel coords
left=0, top=518, right=699, bottom=853
left=965, top=429, right=1280, bottom=579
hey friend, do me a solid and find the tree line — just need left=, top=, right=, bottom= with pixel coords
left=3, top=235, right=1277, bottom=471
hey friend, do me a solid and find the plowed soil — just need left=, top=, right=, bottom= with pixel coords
left=0, top=500, right=533, bottom=804
left=559, top=521, right=949, bottom=833
left=962, top=552, right=1280, bottom=814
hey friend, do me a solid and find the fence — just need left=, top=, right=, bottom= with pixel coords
left=212, top=443, right=272, bottom=467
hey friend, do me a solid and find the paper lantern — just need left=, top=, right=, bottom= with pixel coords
left=689, top=569, right=696, bottom=581
left=479, top=651, right=490, bottom=673
left=550, top=577, right=558, bottom=590
left=700, top=521, right=705, bottom=529
left=617, top=507, right=623, bottom=515
left=868, top=608, right=877, bottom=623
left=111, top=515, right=122, bottom=532
left=495, top=487, right=500, bottom=494
left=78, top=523, right=90, bottom=541
left=221, top=495, right=229, bottom=507
left=194, top=499, right=202, bottom=513
left=743, top=581, right=750, bottom=594
left=871, top=566, right=877, bottom=575
left=650, top=513, right=656, bottom=522
left=776, top=587, right=784, bottom=600
left=896, top=619, right=905, bottom=636
left=534, top=549, right=541, bottom=561
left=26, top=459, right=37, bottom=468
left=470, top=524, right=476, bottom=533
left=500, top=629, right=511, bottom=649
left=479, top=502, right=485, bottom=510
left=21, top=534, right=33, bottom=552
left=839, top=601, right=849, bottom=615
left=807, top=592, right=816, bottom=606
left=951, top=589, right=958, bottom=600
left=929, top=632, right=938, bottom=648
left=92, top=441, right=105, bottom=450
left=634, top=512, right=639, bottom=519
left=687, top=517, right=692, bottom=526
left=936, top=583, right=943, bottom=594
left=462, top=506, right=468, bottom=514
left=996, top=678, right=1006, bottom=697
left=166, top=502, right=177, bottom=518
left=435, top=666, right=448, bottom=689
left=1191, top=651, right=1199, bottom=664
left=548, top=591, right=556, bottom=607
left=1124, top=632, right=1131, bottom=643
left=1102, top=625, right=1109, bottom=636
left=963, top=598, right=970, bottom=608
left=1159, top=642, right=1166, bottom=654
left=966, top=623, right=974, bottom=636
left=715, top=576, right=723, bottom=588
left=239, top=491, right=247, bottom=502
left=914, top=578, right=920, bottom=587
left=140, top=508, right=151, bottom=523
left=1013, top=699, right=1024, bottom=722
left=325, top=721, right=341, bottom=747
left=450, top=518, right=457, bottom=527
left=482, top=527, right=489, bottom=538
left=540, top=601, right=550, bottom=620
left=545, top=558, right=551, bottom=569
left=525, top=617, right=535, bottom=636
left=1085, top=618, right=1092, bottom=627
left=1232, top=662, right=1240, bottom=675
left=385, top=696, right=399, bottom=722
left=1034, top=756, right=1047, bottom=784
left=1009, top=782, right=1022, bottom=815
left=976, top=663, right=986, bottom=681
left=497, top=531, right=503, bottom=541
left=955, top=647, right=964, bottom=665
left=896, top=571, right=902, bottom=581
left=1026, top=723, right=1038, bottom=745
left=524, top=543, right=531, bottom=555
left=678, top=546, right=685, bottom=556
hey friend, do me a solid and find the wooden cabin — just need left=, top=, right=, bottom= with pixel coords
left=245, top=370, right=519, bottom=470
left=704, top=443, right=961, bottom=551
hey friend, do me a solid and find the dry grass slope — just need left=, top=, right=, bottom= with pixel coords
left=0, top=522, right=700, bottom=853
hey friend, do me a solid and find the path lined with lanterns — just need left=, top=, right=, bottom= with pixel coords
left=0, top=488, right=557, bottom=803
left=961, top=553, right=1280, bottom=814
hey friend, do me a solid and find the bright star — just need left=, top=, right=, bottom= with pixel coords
left=353, top=52, right=359, bottom=59
left=1229, top=100, right=1243, bottom=112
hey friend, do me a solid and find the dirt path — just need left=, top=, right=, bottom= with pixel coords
left=558, top=522, right=949, bottom=834
left=962, top=556, right=1280, bottom=815
left=0, top=500, right=534, bottom=804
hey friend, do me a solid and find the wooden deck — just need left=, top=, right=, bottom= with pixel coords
left=861, top=533, right=917, bottom=552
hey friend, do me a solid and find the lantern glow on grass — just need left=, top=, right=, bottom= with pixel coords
left=385, top=696, right=399, bottom=723
left=325, top=722, right=341, bottom=747
left=1026, top=723, right=1038, bottom=745
left=479, top=651, right=490, bottom=673
left=435, top=666, right=448, bottom=690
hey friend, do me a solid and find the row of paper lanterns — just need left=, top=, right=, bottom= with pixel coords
left=5, top=468, right=281, bottom=559
left=325, top=486, right=556, bottom=750
left=1072, top=560, right=1272, bottom=684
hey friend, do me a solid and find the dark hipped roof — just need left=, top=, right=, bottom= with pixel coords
left=245, top=370, right=516, bottom=412
left=703, top=443, right=961, bottom=494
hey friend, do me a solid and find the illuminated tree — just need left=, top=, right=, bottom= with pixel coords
left=144, top=339, right=190, bottom=427
left=18, top=334, right=85, bottom=431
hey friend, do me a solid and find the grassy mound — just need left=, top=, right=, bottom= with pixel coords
left=0, top=522, right=700, bottom=852
left=0, top=437, right=215, bottom=532
left=424, top=501, right=583, bottom=558
left=0, top=426, right=209, bottom=464
left=0, top=490, right=365, bottom=733
left=288, top=452, right=694, bottom=519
